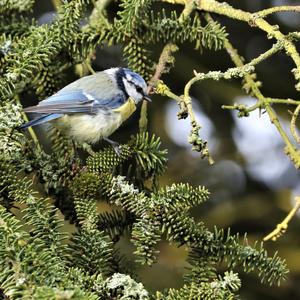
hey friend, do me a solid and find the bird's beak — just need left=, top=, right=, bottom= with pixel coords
left=143, top=95, right=151, bottom=102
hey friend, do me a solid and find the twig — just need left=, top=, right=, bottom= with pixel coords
left=163, top=0, right=300, bottom=91
left=139, top=44, right=179, bottom=132
left=183, top=39, right=283, bottom=97
left=139, top=0, right=195, bottom=132
left=84, top=61, right=96, bottom=75
left=140, top=0, right=215, bottom=163
left=147, top=44, right=179, bottom=94
left=264, top=197, right=300, bottom=241
left=155, top=79, right=214, bottom=164
left=256, top=5, right=300, bottom=18
left=216, top=20, right=300, bottom=168
left=290, top=104, right=300, bottom=144
left=266, top=97, right=300, bottom=106
left=222, top=98, right=300, bottom=115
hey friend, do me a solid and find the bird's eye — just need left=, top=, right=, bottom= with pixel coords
left=136, top=87, right=143, bottom=94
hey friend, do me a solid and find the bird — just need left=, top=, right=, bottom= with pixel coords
left=20, top=67, right=151, bottom=153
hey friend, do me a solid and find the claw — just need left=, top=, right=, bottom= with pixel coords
left=103, top=137, right=121, bottom=156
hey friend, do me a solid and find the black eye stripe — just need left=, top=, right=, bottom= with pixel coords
left=127, top=80, right=144, bottom=95
left=136, top=86, right=143, bottom=93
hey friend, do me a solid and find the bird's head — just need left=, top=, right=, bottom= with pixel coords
left=108, top=68, right=151, bottom=104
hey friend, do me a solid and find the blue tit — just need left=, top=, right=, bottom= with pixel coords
left=20, top=67, right=151, bottom=151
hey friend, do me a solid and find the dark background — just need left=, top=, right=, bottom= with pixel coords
left=30, top=1, right=300, bottom=299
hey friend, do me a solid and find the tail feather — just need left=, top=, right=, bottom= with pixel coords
left=19, top=113, right=63, bottom=129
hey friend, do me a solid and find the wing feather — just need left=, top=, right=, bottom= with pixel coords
left=24, top=90, right=126, bottom=115
left=19, top=113, right=63, bottom=129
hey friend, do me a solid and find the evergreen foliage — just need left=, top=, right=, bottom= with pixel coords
left=0, top=0, right=294, bottom=299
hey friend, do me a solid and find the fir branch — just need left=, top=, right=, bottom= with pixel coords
left=68, top=229, right=115, bottom=276
left=144, top=11, right=227, bottom=50
left=87, top=145, right=133, bottom=173
left=0, top=160, right=68, bottom=259
left=56, top=0, right=90, bottom=46
left=0, top=0, right=89, bottom=100
left=22, top=198, right=68, bottom=259
left=87, top=133, right=167, bottom=188
left=68, top=172, right=116, bottom=276
left=131, top=216, right=161, bottom=265
left=0, top=0, right=34, bottom=14
left=131, top=132, right=167, bottom=179
left=71, top=0, right=111, bottom=61
left=0, top=206, right=68, bottom=298
left=48, top=126, right=74, bottom=162
left=0, top=205, right=31, bottom=296
left=157, top=183, right=210, bottom=208
left=23, top=286, right=98, bottom=300
left=117, top=0, right=154, bottom=33
left=32, top=62, right=70, bottom=98
left=123, top=38, right=155, bottom=81
left=97, top=210, right=135, bottom=242
left=184, top=257, right=218, bottom=285
left=98, top=172, right=288, bottom=284
left=0, top=16, right=35, bottom=37
left=69, top=172, right=101, bottom=228
left=93, top=273, right=149, bottom=300
left=0, top=26, right=61, bottom=99
left=190, top=228, right=289, bottom=285
left=156, top=272, right=241, bottom=300
left=0, top=102, right=26, bottom=163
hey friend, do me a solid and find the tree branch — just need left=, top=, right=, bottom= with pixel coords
left=163, top=0, right=300, bottom=90
left=264, top=197, right=300, bottom=241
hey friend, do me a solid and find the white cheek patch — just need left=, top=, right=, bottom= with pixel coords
left=126, top=74, right=133, bottom=82
left=123, top=78, right=133, bottom=94
left=123, top=77, right=144, bottom=103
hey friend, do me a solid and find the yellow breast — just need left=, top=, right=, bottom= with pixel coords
left=113, top=97, right=136, bottom=122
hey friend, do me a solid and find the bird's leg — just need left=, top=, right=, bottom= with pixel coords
left=72, top=140, right=79, bottom=159
left=70, top=141, right=88, bottom=173
left=70, top=140, right=81, bottom=171
left=103, top=137, right=121, bottom=156
left=81, top=142, right=96, bottom=156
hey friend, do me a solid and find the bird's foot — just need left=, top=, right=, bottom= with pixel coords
left=81, top=142, right=96, bottom=156
left=103, top=137, right=121, bottom=156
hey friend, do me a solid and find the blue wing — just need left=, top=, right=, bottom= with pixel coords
left=23, top=90, right=126, bottom=114
left=19, top=114, right=63, bottom=129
